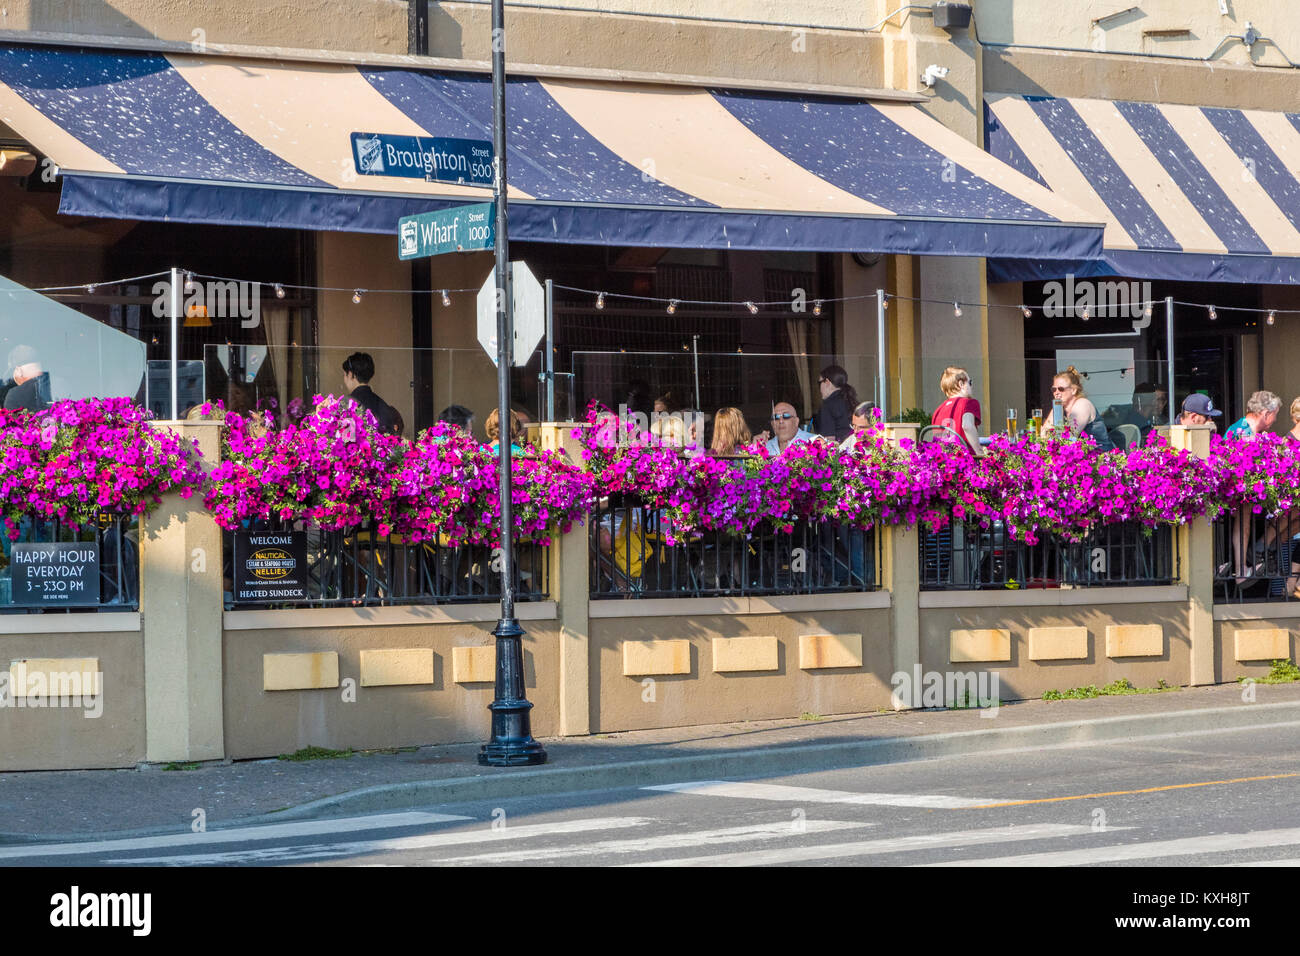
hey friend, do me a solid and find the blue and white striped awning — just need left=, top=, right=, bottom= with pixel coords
left=0, top=42, right=1103, bottom=260
left=986, top=92, right=1300, bottom=283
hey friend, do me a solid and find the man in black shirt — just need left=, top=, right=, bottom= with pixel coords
left=341, top=352, right=399, bottom=434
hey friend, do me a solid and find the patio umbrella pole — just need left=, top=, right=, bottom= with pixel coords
left=876, top=288, right=887, bottom=421
left=479, top=0, right=546, bottom=767
left=170, top=266, right=180, bottom=420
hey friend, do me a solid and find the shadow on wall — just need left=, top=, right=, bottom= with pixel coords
left=26, top=0, right=155, bottom=39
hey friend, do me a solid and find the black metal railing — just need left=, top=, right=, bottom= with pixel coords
left=590, top=499, right=879, bottom=598
left=1213, top=508, right=1300, bottom=603
left=223, top=520, right=550, bottom=609
left=0, top=514, right=139, bottom=613
left=920, top=521, right=1176, bottom=590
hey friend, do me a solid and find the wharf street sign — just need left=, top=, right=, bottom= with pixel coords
left=351, top=133, right=494, bottom=187
left=398, top=202, right=495, bottom=260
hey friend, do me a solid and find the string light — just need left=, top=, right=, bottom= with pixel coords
left=1143, top=303, right=1152, bottom=318
left=667, top=299, right=679, bottom=315
left=1080, top=306, right=1090, bottom=321
left=85, top=284, right=97, bottom=294
left=184, top=272, right=198, bottom=294
left=881, top=294, right=888, bottom=310
left=1208, top=304, right=1217, bottom=320
left=953, top=301, right=962, bottom=318
left=441, top=289, right=451, bottom=307
left=1268, top=310, right=1276, bottom=326
left=745, top=301, right=758, bottom=314
left=1021, top=304, right=1032, bottom=318
left=352, top=289, right=364, bottom=304
left=812, top=299, right=823, bottom=316
left=595, top=292, right=605, bottom=310
left=274, top=283, right=286, bottom=299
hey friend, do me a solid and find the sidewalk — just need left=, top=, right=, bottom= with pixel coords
left=2, top=682, right=1298, bottom=842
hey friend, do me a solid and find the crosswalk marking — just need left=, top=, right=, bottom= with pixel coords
left=919, top=827, right=1300, bottom=867
left=0, top=811, right=472, bottom=861
left=430, top=820, right=873, bottom=865
left=103, top=816, right=655, bottom=866
left=643, top=780, right=993, bottom=809
left=623, top=823, right=1099, bottom=867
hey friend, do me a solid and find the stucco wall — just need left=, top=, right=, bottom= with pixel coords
left=589, top=606, right=896, bottom=732
left=1214, top=617, right=1299, bottom=684
left=222, top=615, right=560, bottom=758
left=0, top=626, right=145, bottom=771
left=920, top=597, right=1192, bottom=703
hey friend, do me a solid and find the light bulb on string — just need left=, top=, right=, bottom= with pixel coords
left=1143, top=303, right=1152, bottom=318
left=1208, top=305, right=1217, bottom=321
left=745, top=301, right=758, bottom=314
left=881, top=294, right=888, bottom=310
left=441, top=289, right=451, bottom=307
left=595, top=292, right=605, bottom=310
left=352, top=289, right=364, bottom=304
left=953, top=301, right=962, bottom=318
left=1021, top=304, right=1032, bottom=318
left=184, top=272, right=198, bottom=294
left=85, top=283, right=97, bottom=294
left=1268, top=310, right=1276, bottom=326
left=1080, top=306, right=1090, bottom=321
left=274, top=283, right=286, bottom=299
left=667, top=299, right=679, bottom=315
left=813, top=300, right=823, bottom=316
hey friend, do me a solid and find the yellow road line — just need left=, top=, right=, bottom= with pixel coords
left=961, top=772, right=1300, bottom=809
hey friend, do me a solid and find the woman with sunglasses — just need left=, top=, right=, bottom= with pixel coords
left=1040, top=366, right=1113, bottom=450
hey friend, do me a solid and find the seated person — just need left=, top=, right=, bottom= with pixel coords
left=931, top=366, right=984, bottom=456
left=485, top=407, right=526, bottom=456
left=754, top=402, right=818, bottom=455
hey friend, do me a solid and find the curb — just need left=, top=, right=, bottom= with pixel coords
left=232, top=698, right=1300, bottom=825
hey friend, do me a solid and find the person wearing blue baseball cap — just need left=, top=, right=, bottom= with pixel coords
left=1178, top=393, right=1223, bottom=431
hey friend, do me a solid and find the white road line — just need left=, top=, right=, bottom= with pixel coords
left=624, top=823, right=1099, bottom=867
left=430, top=820, right=874, bottom=865
left=1219, top=858, right=1300, bottom=867
left=0, top=811, right=472, bottom=860
left=643, top=780, right=993, bottom=808
left=104, top=816, right=656, bottom=866
left=918, top=827, right=1300, bottom=867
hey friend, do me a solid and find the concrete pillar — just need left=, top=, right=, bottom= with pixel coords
left=1170, top=424, right=1215, bottom=686
left=883, top=422, right=921, bottom=706
left=139, top=421, right=225, bottom=761
left=539, top=422, right=591, bottom=736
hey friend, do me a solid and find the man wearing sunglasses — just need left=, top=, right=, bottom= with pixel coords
left=757, top=401, right=817, bottom=455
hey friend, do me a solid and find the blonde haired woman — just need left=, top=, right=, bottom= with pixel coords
left=710, top=407, right=752, bottom=455
left=1042, top=366, right=1113, bottom=450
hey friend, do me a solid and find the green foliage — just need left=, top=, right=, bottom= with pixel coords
left=895, top=407, right=930, bottom=425
left=1042, top=678, right=1177, bottom=700
left=799, top=712, right=826, bottom=721
left=161, top=761, right=201, bottom=771
left=278, top=745, right=354, bottom=762
left=1237, top=659, right=1300, bottom=685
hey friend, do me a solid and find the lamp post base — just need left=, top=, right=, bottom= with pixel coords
left=477, top=618, right=548, bottom=767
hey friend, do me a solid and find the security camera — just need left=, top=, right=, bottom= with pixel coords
left=921, top=64, right=950, bottom=88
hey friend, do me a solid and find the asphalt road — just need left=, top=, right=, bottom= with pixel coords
left=5, top=719, right=1300, bottom=869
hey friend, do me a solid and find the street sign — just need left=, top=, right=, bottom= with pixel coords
left=476, top=260, right=544, bottom=368
left=351, top=132, right=494, bottom=187
left=398, top=202, right=495, bottom=260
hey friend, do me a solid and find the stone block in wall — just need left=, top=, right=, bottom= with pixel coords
left=622, top=640, right=691, bottom=676
left=1027, top=627, right=1088, bottom=661
left=1105, top=625, right=1163, bottom=658
left=451, top=645, right=495, bottom=684
left=798, top=633, right=863, bottom=670
left=712, top=636, right=779, bottom=673
left=8, top=657, right=101, bottom=698
left=1232, top=627, right=1290, bottom=662
left=359, top=649, right=435, bottom=687
left=950, top=629, right=1011, bottom=663
left=263, top=652, right=339, bottom=691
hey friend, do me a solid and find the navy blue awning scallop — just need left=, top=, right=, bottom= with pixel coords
left=0, top=42, right=1103, bottom=259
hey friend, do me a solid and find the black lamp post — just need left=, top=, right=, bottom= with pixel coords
left=479, top=0, right=546, bottom=767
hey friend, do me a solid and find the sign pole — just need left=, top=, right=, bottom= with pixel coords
left=545, top=278, right=555, bottom=422
left=479, top=0, right=546, bottom=767
left=1165, top=296, right=1176, bottom=427
left=170, top=266, right=181, bottom=420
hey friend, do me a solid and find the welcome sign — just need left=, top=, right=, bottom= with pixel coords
left=233, top=531, right=309, bottom=603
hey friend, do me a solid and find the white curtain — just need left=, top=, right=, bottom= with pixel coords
left=786, top=317, right=812, bottom=420
left=261, top=305, right=292, bottom=420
